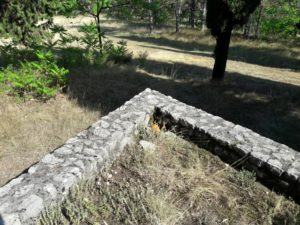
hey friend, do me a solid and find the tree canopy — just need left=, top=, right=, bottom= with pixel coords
left=0, top=0, right=62, bottom=45
left=206, top=0, right=261, bottom=36
left=206, top=0, right=261, bottom=80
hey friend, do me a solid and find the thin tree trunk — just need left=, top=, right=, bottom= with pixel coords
left=201, top=0, right=207, bottom=31
left=175, top=3, right=181, bottom=33
left=243, top=14, right=252, bottom=38
left=190, top=0, right=196, bottom=28
left=254, top=5, right=263, bottom=38
left=95, top=14, right=103, bottom=53
left=212, top=23, right=233, bottom=81
left=148, top=0, right=154, bottom=33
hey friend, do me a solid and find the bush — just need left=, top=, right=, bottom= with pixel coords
left=229, top=169, right=256, bottom=189
left=104, top=40, right=133, bottom=64
left=0, top=50, right=69, bottom=100
left=137, top=50, right=149, bottom=66
left=78, top=23, right=132, bottom=65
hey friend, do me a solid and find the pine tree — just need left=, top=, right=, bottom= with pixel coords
left=0, top=0, right=62, bottom=46
left=206, top=0, right=261, bottom=81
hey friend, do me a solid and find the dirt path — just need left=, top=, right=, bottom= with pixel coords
left=55, top=16, right=300, bottom=86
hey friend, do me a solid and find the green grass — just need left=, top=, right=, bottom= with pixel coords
left=38, top=128, right=300, bottom=225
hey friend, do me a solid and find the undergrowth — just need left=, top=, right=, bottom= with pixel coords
left=0, top=50, right=69, bottom=100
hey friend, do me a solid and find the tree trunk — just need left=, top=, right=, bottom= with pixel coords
left=254, top=5, right=263, bottom=38
left=243, top=13, right=253, bottom=39
left=212, top=24, right=233, bottom=81
left=148, top=0, right=154, bottom=33
left=201, top=0, right=207, bottom=31
left=95, top=14, right=103, bottom=53
left=175, top=3, right=181, bottom=33
left=190, top=0, right=196, bottom=28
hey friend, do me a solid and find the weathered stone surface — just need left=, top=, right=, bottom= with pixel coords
left=139, top=140, right=156, bottom=152
left=249, top=151, right=270, bottom=167
left=41, top=155, right=64, bottom=165
left=18, top=195, right=44, bottom=221
left=0, top=88, right=299, bottom=224
left=1, top=214, right=22, bottom=225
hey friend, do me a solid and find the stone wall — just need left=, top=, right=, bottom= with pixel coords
left=0, top=89, right=299, bottom=224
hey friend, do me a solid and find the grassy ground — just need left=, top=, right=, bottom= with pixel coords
left=38, top=129, right=300, bottom=225
left=57, top=16, right=300, bottom=150
left=0, top=15, right=299, bottom=187
left=0, top=94, right=100, bottom=186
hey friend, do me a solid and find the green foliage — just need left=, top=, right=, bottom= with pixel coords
left=108, top=0, right=170, bottom=26
left=207, top=0, right=261, bottom=36
left=137, top=51, right=149, bottom=66
left=77, top=24, right=132, bottom=65
left=58, top=0, right=79, bottom=16
left=104, top=40, right=133, bottom=63
left=43, top=24, right=77, bottom=49
left=229, top=169, right=256, bottom=188
left=78, top=0, right=113, bottom=14
left=0, top=0, right=65, bottom=46
left=260, top=0, right=300, bottom=37
left=79, top=23, right=103, bottom=51
left=0, top=50, right=69, bottom=99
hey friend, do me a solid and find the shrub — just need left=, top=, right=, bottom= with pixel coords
left=137, top=50, right=149, bottom=66
left=78, top=23, right=132, bottom=65
left=105, top=40, right=133, bottom=64
left=0, top=50, right=69, bottom=100
left=229, top=169, right=256, bottom=189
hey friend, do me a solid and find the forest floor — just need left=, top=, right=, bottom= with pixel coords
left=0, top=15, right=299, bottom=187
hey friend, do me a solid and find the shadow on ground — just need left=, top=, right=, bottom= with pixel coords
left=116, top=35, right=300, bottom=71
left=67, top=58, right=300, bottom=151
left=0, top=45, right=299, bottom=151
left=70, top=20, right=300, bottom=71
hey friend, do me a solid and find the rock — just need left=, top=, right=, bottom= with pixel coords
left=18, top=195, right=44, bottom=221
left=1, top=214, right=22, bottom=225
left=139, top=140, right=156, bottom=152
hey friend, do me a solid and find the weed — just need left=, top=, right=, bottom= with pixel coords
left=104, top=40, right=133, bottom=64
left=229, top=168, right=256, bottom=189
left=137, top=50, right=149, bottom=66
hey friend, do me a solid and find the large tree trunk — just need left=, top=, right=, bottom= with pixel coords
left=212, top=24, right=233, bottom=81
left=190, top=0, right=196, bottom=28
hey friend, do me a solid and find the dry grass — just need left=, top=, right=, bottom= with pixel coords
left=1, top=15, right=299, bottom=186
left=123, top=29, right=300, bottom=86
left=0, top=94, right=100, bottom=186
left=38, top=129, right=300, bottom=225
